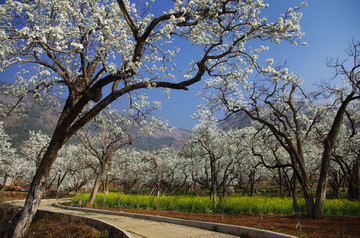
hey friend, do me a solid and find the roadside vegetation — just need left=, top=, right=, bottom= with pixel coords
left=72, top=192, right=360, bottom=216
left=0, top=0, right=359, bottom=236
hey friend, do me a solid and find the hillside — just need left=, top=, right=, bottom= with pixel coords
left=0, top=82, right=59, bottom=146
left=0, top=81, right=190, bottom=150
left=131, top=128, right=191, bottom=151
left=218, top=111, right=252, bottom=130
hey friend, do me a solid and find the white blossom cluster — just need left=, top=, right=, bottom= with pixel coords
left=1, top=100, right=359, bottom=198
left=0, top=0, right=306, bottom=96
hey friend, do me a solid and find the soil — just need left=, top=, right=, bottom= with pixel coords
left=0, top=191, right=104, bottom=238
left=92, top=207, right=360, bottom=238
left=1, top=191, right=360, bottom=238
left=26, top=213, right=105, bottom=238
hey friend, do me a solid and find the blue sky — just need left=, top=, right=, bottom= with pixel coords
left=147, top=0, right=360, bottom=130
left=1, top=0, right=359, bottom=131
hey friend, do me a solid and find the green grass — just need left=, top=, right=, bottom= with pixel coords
left=94, top=231, right=110, bottom=238
left=71, top=193, right=360, bottom=216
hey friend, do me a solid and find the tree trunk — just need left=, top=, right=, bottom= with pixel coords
left=255, top=179, right=261, bottom=194
left=348, top=158, right=359, bottom=200
left=314, top=93, right=355, bottom=218
left=291, top=175, right=299, bottom=211
left=123, top=183, right=131, bottom=194
left=9, top=92, right=89, bottom=237
left=211, top=189, right=217, bottom=210
left=329, top=170, right=341, bottom=199
left=302, top=180, right=315, bottom=217
left=10, top=143, right=62, bottom=238
left=156, top=186, right=161, bottom=197
left=87, top=165, right=105, bottom=207
left=296, top=169, right=314, bottom=216
left=278, top=167, right=284, bottom=199
left=348, top=178, right=359, bottom=201
left=249, top=170, right=255, bottom=197
left=55, top=172, right=68, bottom=199
left=104, top=174, right=110, bottom=194
left=314, top=140, right=332, bottom=218
left=4, top=173, right=12, bottom=186
left=209, top=152, right=218, bottom=209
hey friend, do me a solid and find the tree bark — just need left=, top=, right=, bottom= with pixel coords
left=249, top=170, right=255, bottom=197
left=104, top=174, right=110, bottom=194
left=314, top=141, right=332, bottom=218
left=87, top=164, right=105, bottom=207
left=278, top=167, right=284, bottom=199
left=9, top=93, right=81, bottom=237
left=211, top=189, right=218, bottom=211
left=291, top=175, right=298, bottom=211
left=314, top=93, right=355, bottom=218
left=348, top=157, right=359, bottom=200
left=4, top=173, right=12, bottom=186
left=10, top=140, right=63, bottom=238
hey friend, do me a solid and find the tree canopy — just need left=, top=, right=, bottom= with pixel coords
left=0, top=0, right=308, bottom=237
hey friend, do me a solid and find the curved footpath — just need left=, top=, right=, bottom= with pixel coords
left=10, top=199, right=296, bottom=238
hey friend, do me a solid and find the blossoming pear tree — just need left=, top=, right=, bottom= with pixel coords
left=143, top=148, right=186, bottom=196
left=329, top=101, right=360, bottom=200
left=199, top=39, right=360, bottom=218
left=76, top=103, right=167, bottom=206
left=16, top=130, right=95, bottom=196
left=110, top=148, right=145, bottom=194
left=250, top=117, right=322, bottom=209
left=48, top=144, right=95, bottom=198
left=0, top=0, right=306, bottom=236
left=19, top=130, right=50, bottom=171
left=182, top=119, right=266, bottom=208
left=57, top=144, right=96, bottom=196
left=0, top=121, right=16, bottom=187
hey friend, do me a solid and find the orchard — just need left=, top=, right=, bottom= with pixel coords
left=0, top=0, right=359, bottom=237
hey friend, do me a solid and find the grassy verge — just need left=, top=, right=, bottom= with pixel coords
left=71, top=193, right=360, bottom=216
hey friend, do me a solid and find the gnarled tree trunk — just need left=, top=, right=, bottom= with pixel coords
left=87, top=162, right=105, bottom=207
left=10, top=138, right=65, bottom=238
left=314, top=92, right=356, bottom=218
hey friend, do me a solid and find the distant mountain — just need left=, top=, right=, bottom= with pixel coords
left=218, top=111, right=252, bottom=130
left=0, top=81, right=191, bottom=150
left=0, top=83, right=59, bottom=146
left=131, top=128, right=191, bottom=151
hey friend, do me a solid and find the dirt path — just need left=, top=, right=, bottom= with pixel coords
left=11, top=199, right=237, bottom=238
